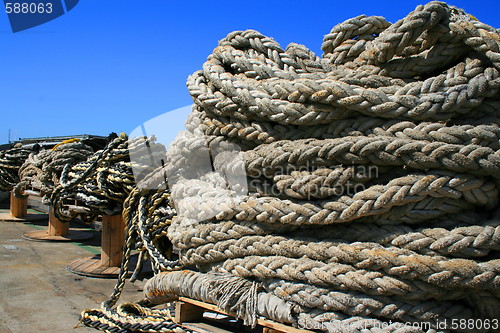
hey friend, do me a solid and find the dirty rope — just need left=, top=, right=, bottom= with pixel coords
left=84, top=2, right=500, bottom=332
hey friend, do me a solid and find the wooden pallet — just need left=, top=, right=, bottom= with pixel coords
left=175, top=297, right=313, bottom=333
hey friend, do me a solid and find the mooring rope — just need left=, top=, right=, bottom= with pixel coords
left=82, top=1, right=500, bottom=332
left=13, top=140, right=94, bottom=204
left=0, top=145, right=32, bottom=192
left=49, top=133, right=165, bottom=222
left=78, top=168, right=187, bottom=332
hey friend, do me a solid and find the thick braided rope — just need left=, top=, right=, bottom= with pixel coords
left=144, top=270, right=282, bottom=327
left=264, top=279, right=471, bottom=322
left=79, top=300, right=189, bottom=333
left=178, top=234, right=500, bottom=290
left=171, top=1, right=500, bottom=330
left=13, top=141, right=94, bottom=203
left=196, top=106, right=500, bottom=149
left=205, top=172, right=496, bottom=225
left=143, top=270, right=438, bottom=332
left=189, top=35, right=499, bottom=125
left=251, top=165, right=380, bottom=199
left=84, top=2, right=500, bottom=332
left=80, top=169, right=182, bottom=331
left=244, top=137, right=500, bottom=179
left=0, top=146, right=32, bottom=191
left=50, top=134, right=165, bottom=221
left=214, top=255, right=475, bottom=300
left=169, top=217, right=500, bottom=257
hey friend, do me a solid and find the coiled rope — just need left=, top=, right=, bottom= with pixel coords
left=0, top=145, right=32, bottom=192
left=50, top=134, right=164, bottom=222
left=79, top=169, right=188, bottom=333
left=83, top=2, right=500, bottom=332
left=13, top=140, right=94, bottom=203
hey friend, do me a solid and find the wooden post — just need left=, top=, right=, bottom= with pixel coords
left=1, top=189, right=47, bottom=222
left=175, top=301, right=205, bottom=324
left=10, top=191, right=27, bottom=218
left=22, top=204, right=92, bottom=242
left=66, top=214, right=130, bottom=278
left=100, top=215, right=125, bottom=267
left=47, top=207, right=69, bottom=236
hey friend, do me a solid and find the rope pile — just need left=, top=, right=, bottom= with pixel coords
left=0, top=145, right=32, bottom=192
left=82, top=2, right=500, bottom=332
left=50, top=133, right=165, bottom=222
left=13, top=139, right=94, bottom=204
left=81, top=169, right=189, bottom=332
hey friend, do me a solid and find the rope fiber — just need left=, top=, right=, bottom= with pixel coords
left=81, top=2, right=500, bottom=332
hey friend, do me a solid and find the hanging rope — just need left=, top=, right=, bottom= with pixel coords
left=78, top=167, right=186, bottom=332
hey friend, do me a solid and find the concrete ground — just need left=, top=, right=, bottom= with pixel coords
left=0, top=208, right=146, bottom=333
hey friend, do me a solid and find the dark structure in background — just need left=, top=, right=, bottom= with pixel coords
left=0, top=134, right=109, bottom=151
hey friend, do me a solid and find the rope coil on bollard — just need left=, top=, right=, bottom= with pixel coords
left=0, top=145, right=32, bottom=192
left=49, top=134, right=165, bottom=222
left=13, top=140, right=94, bottom=203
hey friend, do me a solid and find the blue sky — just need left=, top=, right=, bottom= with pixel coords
left=1, top=0, right=499, bottom=144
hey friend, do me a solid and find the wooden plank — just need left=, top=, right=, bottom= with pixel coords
left=182, top=322, right=234, bottom=333
left=10, top=191, right=27, bottom=218
left=257, top=318, right=309, bottom=333
left=67, top=254, right=144, bottom=278
left=177, top=297, right=313, bottom=333
left=100, top=215, right=125, bottom=267
left=47, top=207, right=69, bottom=236
left=179, top=297, right=227, bottom=316
left=92, top=265, right=107, bottom=274
left=70, top=260, right=89, bottom=271
left=263, top=329, right=282, bottom=333
left=102, top=266, right=120, bottom=275
left=67, top=256, right=112, bottom=277
left=175, top=301, right=205, bottom=324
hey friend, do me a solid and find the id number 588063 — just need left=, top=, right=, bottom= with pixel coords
left=5, top=2, right=53, bottom=14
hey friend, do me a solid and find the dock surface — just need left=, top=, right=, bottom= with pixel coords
left=0, top=211, right=145, bottom=333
